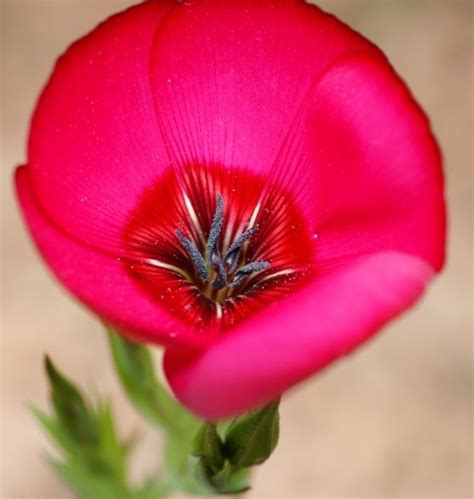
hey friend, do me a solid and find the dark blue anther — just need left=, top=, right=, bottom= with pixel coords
left=230, top=261, right=270, bottom=288
left=224, top=225, right=259, bottom=272
left=176, top=193, right=270, bottom=294
left=207, top=193, right=224, bottom=260
left=176, top=229, right=210, bottom=281
left=212, top=259, right=228, bottom=290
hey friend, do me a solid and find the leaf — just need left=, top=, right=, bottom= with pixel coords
left=94, top=400, right=128, bottom=482
left=51, top=459, right=129, bottom=499
left=35, top=355, right=147, bottom=499
left=133, top=478, right=170, bottom=499
left=107, top=328, right=199, bottom=437
left=44, top=356, right=99, bottom=447
left=31, top=407, right=77, bottom=457
left=223, top=400, right=280, bottom=469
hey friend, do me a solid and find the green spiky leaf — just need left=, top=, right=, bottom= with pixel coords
left=44, top=356, right=98, bottom=447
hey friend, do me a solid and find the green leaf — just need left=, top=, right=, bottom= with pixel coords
left=51, top=459, right=130, bottom=499
left=133, top=478, right=169, bottom=499
left=44, top=356, right=99, bottom=447
left=107, top=328, right=199, bottom=437
left=192, top=422, right=225, bottom=473
left=93, top=400, right=128, bottom=483
left=36, top=355, right=152, bottom=499
left=31, top=407, right=78, bottom=457
left=224, top=400, right=280, bottom=469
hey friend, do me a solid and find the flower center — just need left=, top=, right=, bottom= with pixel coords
left=122, top=165, right=315, bottom=333
left=176, top=193, right=270, bottom=305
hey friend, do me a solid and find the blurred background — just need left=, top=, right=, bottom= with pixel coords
left=1, top=1, right=472, bottom=497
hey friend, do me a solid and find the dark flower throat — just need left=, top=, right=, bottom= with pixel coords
left=176, top=193, right=270, bottom=303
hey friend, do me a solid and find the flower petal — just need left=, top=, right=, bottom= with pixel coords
left=27, top=1, right=175, bottom=252
left=148, top=1, right=444, bottom=269
left=15, top=166, right=210, bottom=349
left=164, top=251, right=434, bottom=418
left=148, top=0, right=375, bottom=227
left=308, top=51, right=445, bottom=271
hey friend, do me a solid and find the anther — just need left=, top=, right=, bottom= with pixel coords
left=224, top=225, right=259, bottom=271
left=176, top=229, right=210, bottom=281
left=212, top=260, right=228, bottom=290
left=207, top=193, right=224, bottom=260
left=230, top=261, right=270, bottom=288
left=176, top=193, right=271, bottom=296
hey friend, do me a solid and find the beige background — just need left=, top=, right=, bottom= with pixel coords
left=1, top=1, right=472, bottom=497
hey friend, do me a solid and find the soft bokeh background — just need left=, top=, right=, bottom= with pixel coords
left=1, top=1, right=472, bottom=497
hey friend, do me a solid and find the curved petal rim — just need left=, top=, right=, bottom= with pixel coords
left=164, top=251, right=435, bottom=418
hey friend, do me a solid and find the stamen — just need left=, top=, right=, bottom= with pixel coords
left=143, top=258, right=192, bottom=280
left=230, top=261, right=270, bottom=288
left=207, top=193, right=224, bottom=259
left=176, top=193, right=271, bottom=300
left=247, top=199, right=262, bottom=230
left=224, top=225, right=259, bottom=271
left=212, top=259, right=228, bottom=290
left=125, top=166, right=314, bottom=332
left=259, top=268, right=296, bottom=283
left=176, top=229, right=210, bottom=281
left=215, top=302, right=223, bottom=320
left=183, top=193, right=206, bottom=246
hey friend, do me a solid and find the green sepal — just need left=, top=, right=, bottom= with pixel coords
left=210, top=462, right=251, bottom=495
left=224, top=400, right=280, bottom=468
left=190, top=402, right=280, bottom=494
left=192, top=422, right=225, bottom=473
left=191, top=455, right=251, bottom=495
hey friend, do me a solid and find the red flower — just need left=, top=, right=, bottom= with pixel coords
left=16, top=0, right=445, bottom=418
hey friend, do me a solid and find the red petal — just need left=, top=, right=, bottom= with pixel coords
left=309, top=52, right=445, bottom=271
left=28, top=1, right=175, bottom=252
left=149, top=0, right=375, bottom=226
left=18, top=0, right=446, bottom=419
left=165, top=251, right=434, bottom=418
left=15, top=165, right=209, bottom=349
